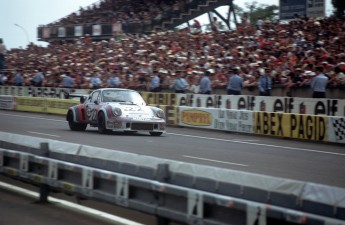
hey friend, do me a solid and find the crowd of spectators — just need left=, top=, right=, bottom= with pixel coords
left=1, top=15, right=345, bottom=98
left=42, top=0, right=192, bottom=30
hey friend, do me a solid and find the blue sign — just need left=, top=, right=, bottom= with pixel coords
left=279, top=0, right=307, bottom=20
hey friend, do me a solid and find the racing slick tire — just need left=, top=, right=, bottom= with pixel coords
left=149, top=132, right=163, bottom=136
left=67, top=110, right=87, bottom=131
left=98, top=112, right=110, bottom=134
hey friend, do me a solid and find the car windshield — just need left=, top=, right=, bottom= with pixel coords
left=102, top=90, right=146, bottom=105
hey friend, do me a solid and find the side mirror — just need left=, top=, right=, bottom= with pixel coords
left=80, top=96, right=86, bottom=104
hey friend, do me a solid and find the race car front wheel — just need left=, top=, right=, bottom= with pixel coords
left=98, top=112, right=110, bottom=134
left=67, top=111, right=87, bottom=131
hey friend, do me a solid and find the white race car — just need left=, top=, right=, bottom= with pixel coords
left=66, top=88, right=166, bottom=136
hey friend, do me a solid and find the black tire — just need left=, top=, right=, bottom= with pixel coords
left=149, top=132, right=163, bottom=136
left=67, top=111, right=87, bottom=131
left=98, top=112, right=110, bottom=134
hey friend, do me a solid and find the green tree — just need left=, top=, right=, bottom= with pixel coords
left=236, top=1, right=278, bottom=26
left=332, top=0, right=345, bottom=18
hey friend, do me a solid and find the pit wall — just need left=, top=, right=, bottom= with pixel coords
left=0, top=86, right=344, bottom=144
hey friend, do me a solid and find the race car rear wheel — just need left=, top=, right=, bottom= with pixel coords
left=67, top=111, right=87, bottom=131
left=98, top=112, right=110, bottom=134
left=149, top=132, right=163, bottom=136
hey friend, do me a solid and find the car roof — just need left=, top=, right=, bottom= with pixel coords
left=92, top=88, right=137, bottom=93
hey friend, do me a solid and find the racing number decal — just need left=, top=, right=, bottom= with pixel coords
left=123, top=106, right=142, bottom=111
left=86, top=107, right=97, bottom=122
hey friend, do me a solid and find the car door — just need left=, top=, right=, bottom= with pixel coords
left=86, top=90, right=101, bottom=124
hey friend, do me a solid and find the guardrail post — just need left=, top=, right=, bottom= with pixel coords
left=38, top=142, right=50, bottom=203
left=40, top=142, right=50, bottom=157
left=156, top=163, right=170, bottom=182
left=156, top=164, right=171, bottom=225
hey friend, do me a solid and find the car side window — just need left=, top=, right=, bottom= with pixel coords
left=90, top=91, right=100, bottom=103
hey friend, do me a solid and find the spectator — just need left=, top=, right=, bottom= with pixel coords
left=174, top=70, right=189, bottom=93
left=2, top=15, right=345, bottom=98
left=311, top=66, right=329, bottom=98
left=90, top=70, right=102, bottom=89
left=158, top=69, right=169, bottom=90
left=285, top=67, right=304, bottom=97
left=107, top=70, right=122, bottom=88
left=227, top=67, right=243, bottom=95
left=213, top=68, right=227, bottom=89
left=211, top=17, right=219, bottom=32
left=149, top=70, right=160, bottom=92
left=62, top=71, right=75, bottom=88
left=43, top=71, right=57, bottom=87
left=31, top=69, right=44, bottom=87
left=258, top=68, right=272, bottom=96
left=199, top=70, right=212, bottom=94
left=329, top=65, right=345, bottom=89
left=137, top=71, right=148, bottom=89
left=188, top=70, right=201, bottom=94
left=13, top=69, right=23, bottom=86
left=191, top=19, right=201, bottom=34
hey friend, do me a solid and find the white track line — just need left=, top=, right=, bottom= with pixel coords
left=0, top=112, right=65, bottom=122
left=27, top=131, right=60, bottom=137
left=183, top=155, right=249, bottom=167
left=0, top=181, right=144, bottom=225
left=168, top=132, right=345, bottom=157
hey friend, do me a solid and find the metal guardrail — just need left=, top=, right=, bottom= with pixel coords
left=0, top=133, right=345, bottom=225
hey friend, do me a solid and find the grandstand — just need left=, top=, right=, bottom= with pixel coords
left=37, top=0, right=237, bottom=43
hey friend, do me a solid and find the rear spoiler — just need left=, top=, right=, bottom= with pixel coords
left=62, top=90, right=89, bottom=103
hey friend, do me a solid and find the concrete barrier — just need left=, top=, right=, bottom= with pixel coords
left=1, top=132, right=345, bottom=225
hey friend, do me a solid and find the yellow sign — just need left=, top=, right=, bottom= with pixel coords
left=15, top=97, right=46, bottom=113
left=46, top=99, right=79, bottom=115
left=254, top=112, right=327, bottom=141
left=156, top=105, right=178, bottom=126
left=181, top=110, right=212, bottom=126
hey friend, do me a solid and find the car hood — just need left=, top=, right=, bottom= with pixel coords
left=106, top=102, right=155, bottom=118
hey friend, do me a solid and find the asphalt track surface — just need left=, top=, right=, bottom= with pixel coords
left=0, top=110, right=345, bottom=224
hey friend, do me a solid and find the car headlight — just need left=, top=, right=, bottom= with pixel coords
left=155, top=109, right=165, bottom=119
left=113, top=107, right=122, bottom=116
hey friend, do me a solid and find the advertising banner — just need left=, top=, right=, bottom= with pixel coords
left=254, top=112, right=328, bottom=141
left=179, top=107, right=254, bottom=133
left=43, top=27, right=50, bottom=38
left=92, top=24, right=101, bottom=36
left=328, top=117, right=345, bottom=144
left=15, top=97, right=46, bottom=113
left=279, top=0, right=306, bottom=20
left=306, top=0, right=325, bottom=18
left=0, top=86, right=26, bottom=96
left=0, top=95, right=15, bottom=110
left=75, top=26, right=83, bottom=37
left=0, top=86, right=91, bottom=99
left=112, top=23, right=122, bottom=33
left=155, top=105, right=178, bottom=126
left=142, top=92, right=177, bottom=106
left=58, top=27, right=66, bottom=37
left=279, top=0, right=324, bottom=20
left=175, top=94, right=345, bottom=117
left=45, top=99, right=79, bottom=115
